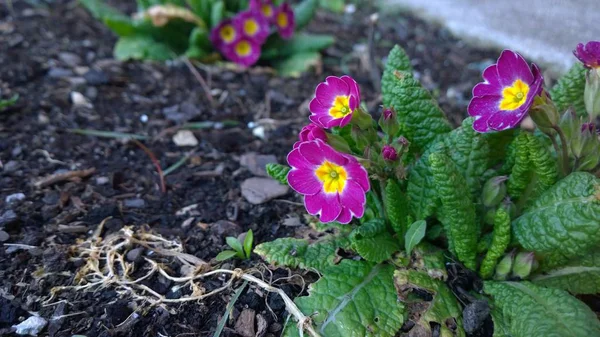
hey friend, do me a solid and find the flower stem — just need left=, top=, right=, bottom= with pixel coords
left=552, top=125, right=571, bottom=175
left=541, top=129, right=563, bottom=174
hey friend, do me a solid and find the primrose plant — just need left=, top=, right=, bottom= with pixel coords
left=79, top=0, right=334, bottom=75
left=259, top=41, right=600, bottom=337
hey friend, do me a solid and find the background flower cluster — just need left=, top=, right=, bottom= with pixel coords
left=210, top=0, right=295, bottom=67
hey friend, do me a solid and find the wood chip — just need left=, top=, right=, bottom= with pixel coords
left=34, top=168, right=96, bottom=188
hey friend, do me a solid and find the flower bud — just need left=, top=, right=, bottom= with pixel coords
left=559, top=109, right=578, bottom=140
left=585, top=68, right=600, bottom=119
left=529, top=91, right=559, bottom=128
left=378, top=107, right=400, bottom=136
left=512, top=252, right=536, bottom=279
left=500, top=198, right=517, bottom=219
left=494, top=251, right=515, bottom=280
left=381, top=145, right=398, bottom=162
left=482, top=176, right=508, bottom=207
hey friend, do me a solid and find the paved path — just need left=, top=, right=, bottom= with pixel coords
left=381, top=0, right=600, bottom=74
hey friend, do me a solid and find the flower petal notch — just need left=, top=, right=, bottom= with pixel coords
left=234, top=10, right=270, bottom=44
left=574, top=41, right=600, bottom=69
left=223, top=38, right=261, bottom=67
left=309, top=75, right=361, bottom=129
left=287, top=140, right=370, bottom=224
left=274, top=3, right=295, bottom=39
left=468, top=50, right=544, bottom=133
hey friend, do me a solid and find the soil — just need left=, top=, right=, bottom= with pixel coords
left=0, top=1, right=555, bottom=336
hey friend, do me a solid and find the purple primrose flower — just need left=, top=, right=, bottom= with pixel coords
left=309, top=75, right=361, bottom=129
left=574, top=41, right=600, bottom=69
left=274, top=3, right=295, bottom=39
left=294, top=124, right=328, bottom=148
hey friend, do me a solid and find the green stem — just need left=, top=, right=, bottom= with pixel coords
left=552, top=125, right=571, bottom=176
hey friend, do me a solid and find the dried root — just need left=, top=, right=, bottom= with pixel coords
left=48, top=218, right=320, bottom=337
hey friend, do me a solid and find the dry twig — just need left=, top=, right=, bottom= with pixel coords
left=34, top=168, right=96, bottom=188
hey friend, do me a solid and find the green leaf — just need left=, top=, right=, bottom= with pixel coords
left=411, top=243, right=448, bottom=280
left=215, top=250, right=238, bottom=261
left=210, top=0, right=224, bottom=28
left=79, top=0, right=129, bottom=21
left=406, top=142, right=442, bottom=220
left=550, top=62, right=587, bottom=116
left=507, top=132, right=532, bottom=200
left=405, top=220, right=426, bottom=256
left=490, top=307, right=512, bottom=337
left=384, top=179, right=409, bottom=236
left=484, top=129, right=517, bottom=167
left=261, top=33, right=334, bottom=60
left=114, top=35, right=174, bottom=61
left=430, top=152, right=478, bottom=269
left=266, top=163, right=290, bottom=185
left=532, top=250, right=600, bottom=294
left=188, top=26, right=211, bottom=51
left=484, top=281, right=600, bottom=337
left=290, top=261, right=404, bottom=337
left=273, top=52, right=322, bottom=77
left=318, top=0, right=344, bottom=12
left=513, top=172, right=600, bottom=261
left=381, top=45, right=452, bottom=152
left=226, top=236, right=243, bottom=255
left=395, top=270, right=465, bottom=337
left=0, top=94, right=19, bottom=110
left=350, top=219, right=400, bottom=263
left=243, top=229, right=253, bottom=259
left=255, top=236, right=349, bottom=271
left=480, top=208, right=511, bottom=279
left=293, top=0, right=318, bottom=31
left=527, top=132, right=558, bottom=200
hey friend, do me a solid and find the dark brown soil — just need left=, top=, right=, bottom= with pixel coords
left=0, top=1, right=507, bottom=336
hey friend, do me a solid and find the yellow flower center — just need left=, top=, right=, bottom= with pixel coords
left=243, top=19, right=259, bottom=36
left=315, top=161, right=348, bottom=194
left=261, top=4, right=273, bottom=17
left=235, top=41, right=252, bottom=56
left=277, top=12, right=288, bottom=28
left=499, top=79, right=530, bottom=110
left=219, top=24, right=236, bottom=43
left=328, top=95, right=352, bottom=118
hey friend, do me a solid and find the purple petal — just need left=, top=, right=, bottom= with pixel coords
left=318, top=141, right=348, bottom=166
left=472, top=64, right=503, bottom=97
left=298, top=141, right=324, bottom=165
left=468, top=95, right=501, bottom=118
left=287, top=147, right=313, bottom=170
left=345, top=161, right=370, bottom=191
left=496, top=50, right=534, bottom=86
left=487, top=109, right=527, bottom=131
left=335, top=208, right=353, bottom=224
left=305, top=192, right=342, bottom=223
left=339, top=180, right=366, bottom=218
left=339, top=113, right=353, bottom=128
left=341, top=75, right=361, bottom=103
left=348, top=94, right=357, bottom=112
left=473, top=116, right=492, bottom=133
left=315, top=76, right=349, bottom=106
left=309, top=97, right=330, bottom=116
left=287, top=168, right=321, bottom=195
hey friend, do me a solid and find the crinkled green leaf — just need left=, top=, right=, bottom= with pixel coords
left=382, top=45, right=452, bottom=152
left=114, top=35, right=174, bottom=61
left=430, top=152, right=478, bottom=269
left=395, top=270, right=465, bottom=337
left=293, top=0, right=318, bottom=31
left=490, top=307, right=512, bottom=337
left=484, top=129, right=517, bottom=167
left=411, top=243, right=447, bottom=280
left=350, top=219, right=400, bottom=263
left=287, top=261, right=404, bottom=337
left=384, top=179, right=409, bottom=236
left=532, top=250, right=600, bottom=294
left=480, top=208, right=511, bottom=279
left=513, top=172, right=600, bottom=261
left=255, top=236, right=349, bottom=271
left=484, top=281, right=600, bottom=337
left=209, top=0, right=224, bottom=28
left=507, top=133, right=532, bottom=200
left=407, top=142, right=444, bottom=220
left=265, top=163, right=290, bottom=185
left=527, top=132, right=558, bottom=200
left=405, top=220, right=426, bottom=256
left=550, top=62, right=587, bottom=116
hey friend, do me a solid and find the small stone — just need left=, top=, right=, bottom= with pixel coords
left=70, top=92, right=92, bottom=108
left=11, top=146, right=22, bottom=157
left=126, top=248, right=144, bottom=263
left=173, top=130, right=198, bottom=147
left=12, top=315, right=47, bottom=336
left=234, top=309, right=256, bottom=337
left=68, top=77, right=86, bottom=87
left=74, top=66, right=90, bottom=76
left=0, top=231, right=9, bottom=242
left=83, top=69, right=109, bottom=85
left=240, top=153, right=278, bottom=177
left=5, top=193, right=25, bottom=204
left=47, top=67, right=73, bottom=78
left=58, top=52, right=82, bottom=67
left=0, top=210, right=18, bottom=227
left=3, top=160, right=19, bottom=172
left=241, top=178, right=289, bottom=204
left=95, top=176, right=109, bottom=185
left=210, top=220, right=242, bottom=237
left=85, top=86, right=98, bottom=100
left=123, top=198, right=145, bottom=208
left=463, top=300, right=490, bottom=334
